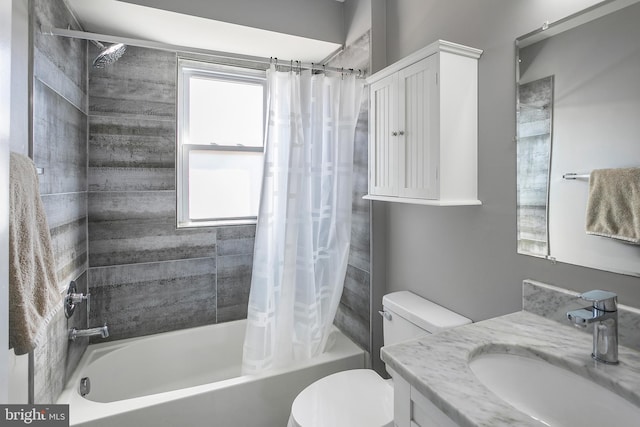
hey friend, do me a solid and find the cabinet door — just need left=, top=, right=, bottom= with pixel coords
left=397, top=55, right=440, bottom=199
left=370, top=73, right=399, bottom=196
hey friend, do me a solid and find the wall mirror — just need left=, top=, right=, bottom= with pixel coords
left=516, top=0, right=640, bottom=276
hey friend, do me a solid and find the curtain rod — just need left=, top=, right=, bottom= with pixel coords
left=43, top=27, right=362, bottom=76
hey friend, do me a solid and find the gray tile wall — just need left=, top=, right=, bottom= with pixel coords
left=31, top=0, right=89, bottom=404
left=29, top=15, right=371, bottom=403
left=216, top=226, right=256, bottom=322
left=516, top=76, right=553, bottom=256
left=27, top=23, right=371, bottom=403
left=327, top=31, right=372, bottom=352
left=85, top=39, right=370, bottom=347
left=87, top=46, right=254, bottom=342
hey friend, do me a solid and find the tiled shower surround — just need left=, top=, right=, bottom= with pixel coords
left=328, top=32, right=372, bottom=354
left=28, top=0, right=371, bottom=402
left=87, top=38, right=372, bottom=349
left=31, top=0, right=89, bottom=403
left=87, top=46, right=255, bottom=341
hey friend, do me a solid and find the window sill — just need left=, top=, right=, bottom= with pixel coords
left=363, top=194, right=482, bottom=206
left=177, top=218, right=257, bottom=229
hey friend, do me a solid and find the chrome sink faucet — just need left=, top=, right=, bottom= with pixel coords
left=567, top=290, right=618, bottom=364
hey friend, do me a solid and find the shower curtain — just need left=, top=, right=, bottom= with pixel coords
left=242, top=66, right=363, bottom=374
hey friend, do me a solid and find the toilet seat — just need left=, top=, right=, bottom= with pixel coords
left=289, top=369, right=394, bottom=427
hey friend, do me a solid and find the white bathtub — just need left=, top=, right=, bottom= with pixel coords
left=57, top=320, right=365, bottom=427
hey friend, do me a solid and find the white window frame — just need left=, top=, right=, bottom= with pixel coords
left=177, top=59, right=267, bottom=228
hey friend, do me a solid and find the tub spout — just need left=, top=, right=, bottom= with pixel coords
left=69, top=324, right=109, bottom=341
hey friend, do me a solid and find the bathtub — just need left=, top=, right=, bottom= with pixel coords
left=57, top=319, right=365, bottom=426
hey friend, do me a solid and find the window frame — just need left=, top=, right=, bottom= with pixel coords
left=177, top=59, right=267, bottom=228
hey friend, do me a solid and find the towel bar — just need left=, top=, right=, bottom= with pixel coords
left=563, top=173, right=590, bottom=180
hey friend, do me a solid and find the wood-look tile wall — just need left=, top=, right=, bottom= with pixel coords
left=28, top=16, right=370, bottom=405
left=327, top=31, right=372, bottom=353
left=86, top=40, right=370, bottom=347
left=31, top=0, right=89, bottom=404
left=31, top=0, right=370, bottom=403
left=87, top=46, right=255, bottom=342
left=516, top=76, right=553, bottom=256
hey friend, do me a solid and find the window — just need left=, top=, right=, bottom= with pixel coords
left=177, top=60, right=266, bottom=227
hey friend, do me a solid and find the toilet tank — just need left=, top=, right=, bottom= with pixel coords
left=382, top=291, right=471, bottom=346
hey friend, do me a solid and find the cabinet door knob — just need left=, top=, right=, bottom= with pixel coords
left=398, top=131, right=405, bottom=136
left=392, top=131, right=398, bottom=136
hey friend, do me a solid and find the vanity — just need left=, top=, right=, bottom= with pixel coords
left=379, top=0, right=640, bottom=423
left=382, top=280, right=640, bottom=427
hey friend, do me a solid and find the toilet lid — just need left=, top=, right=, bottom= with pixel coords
left=290, top=369, right=394, bottom=427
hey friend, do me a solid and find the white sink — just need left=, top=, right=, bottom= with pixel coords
left=469, top=352, right=640, bottom=427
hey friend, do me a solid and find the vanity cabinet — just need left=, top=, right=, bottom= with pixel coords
left=364, top=40, right=482, bottom=206
left=394, top=374, right=458, bottom=427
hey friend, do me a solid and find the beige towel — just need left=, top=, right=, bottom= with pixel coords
left=9, top=152, right=61, bottom=355
left=585, top=168, right=640, bottom=244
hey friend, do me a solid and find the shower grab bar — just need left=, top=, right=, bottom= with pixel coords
left=563, top=173, right=590, bottom=180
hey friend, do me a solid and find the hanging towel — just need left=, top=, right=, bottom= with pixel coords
left=9, top=152, right=61, bottom=355
left=585, top=167, right=640, bottom=244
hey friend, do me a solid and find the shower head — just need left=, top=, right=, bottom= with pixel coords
left=92, top=41, right=127, bottom=68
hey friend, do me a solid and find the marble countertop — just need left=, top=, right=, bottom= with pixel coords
left=381, top=310, right=640, bottom=427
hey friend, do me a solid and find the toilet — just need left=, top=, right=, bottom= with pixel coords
left=289, top=291, right=472, bottom=427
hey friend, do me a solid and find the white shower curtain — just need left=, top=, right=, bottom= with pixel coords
left=242, top=66, right=363, bottom=375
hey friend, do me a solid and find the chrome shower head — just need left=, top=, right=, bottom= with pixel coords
left=92, top=41, right=126, bottom=68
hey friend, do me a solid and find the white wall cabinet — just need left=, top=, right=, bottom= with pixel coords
left=364, top=40, right=483, bottom=206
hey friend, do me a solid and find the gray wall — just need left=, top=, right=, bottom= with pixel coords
left=377, top=0, right=640, bottom=330
left=87, top=45, right=255, bottom=342
left=118, top=0, right=344, bottom=45
left=9, top=0, right=28, bottom=156
left=345, top=0, right=371, bottom=45
left=30, top=0, right=90, bottom=403
left=6, top=0, right=30, bottom=403
left=521, top=4, right=640, bottom=277
left=1, top=0, right=18, bottom=403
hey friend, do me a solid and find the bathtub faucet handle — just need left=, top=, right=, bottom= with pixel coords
left=64, top=280, right=90, bottom=318
left=68, top=292, right=89, bottom=306
left=69, top=324, right=109, bottom=341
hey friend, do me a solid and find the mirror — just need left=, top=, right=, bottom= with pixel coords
left=516, top=0, right=640, bottom=276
